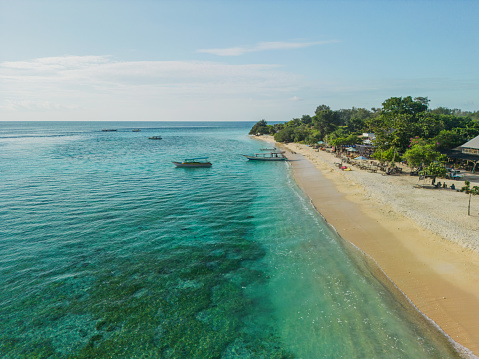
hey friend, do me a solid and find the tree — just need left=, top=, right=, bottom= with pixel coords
left=433, top=130, right=465, bottom=150
left=402, top=138, right=445, bottom=170
left=312, top=108, right=340, bottom=140
left=369, top=97, right=436, bottom=152
left=419, top=162, right=448, bottom=185
left=248, top=97, right=478, bottom=154
left=414, top=96, right=430, bottom=107
left=292, top=128, right=308, bottom=142
left=439, top=114, right=470, bottom=131
left=372, top=147, right=401, bottom=164
left=315, top=104, right=331, bottom=114
left=286, top=118, right=301, bottom=128
left=381, top=96, right=428, bottom=116
left=272, top=123, right=285, bottom=132
left=300, top=115, right=312, bottom=125
left=459, top=181, right=479, bottom=216
left=371, top=113, right=419, bottom=151
left=249, top=119, right=271, bottom=135
left=304, top=130, right=322, bottom=145
left=416, top=113, right=444, bottom=139
left=328, top=134, right=358, bottom=147
left=274, top=127, right=295, bottom=142
left=346, top=117, right=366, bottom=134
left=327, top=126, right=350, bottom=140
left=431, top=107, right=454, bottom=116
left=336, top=107, right=372, bottom=126
left=459, top=121, right=479, bottom=140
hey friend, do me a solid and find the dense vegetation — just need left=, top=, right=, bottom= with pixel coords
left=249, top=96, right=479, bottom=170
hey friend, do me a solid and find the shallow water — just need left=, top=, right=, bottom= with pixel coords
left=0, top=121, right=459, bottom=358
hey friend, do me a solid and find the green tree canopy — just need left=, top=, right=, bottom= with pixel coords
left=433, top=130, right=466, bottom=150
left=346, top=117, right=366, bottom=134
left=328, top=134, right=358, bottom=147
left=402, top=138, right=445, bottom=169
left=248, top=96, right=478, bottom=157
left=249, top=119, right=275, bottom=135
left=372, top=147, right=401, bottom=163
left=381, top=96, right=428, bottom=116
left=274, top=127, right=295, bottom=142
left=300, top=115, right=313, bottom=125
left=336, top=107, right=373, bottom=127
left=369, top=97, right=442, bottom=152
left=419, top=162, right=448, bottom=182
left=312, top=108, right=340, bottom=140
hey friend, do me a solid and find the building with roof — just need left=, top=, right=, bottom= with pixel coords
left=441, top=134, right=479, bottom=172
left=461, top=135, right=479, bottom=156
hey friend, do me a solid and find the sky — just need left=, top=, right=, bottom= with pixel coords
left=0, top=0, right=478, bottom=122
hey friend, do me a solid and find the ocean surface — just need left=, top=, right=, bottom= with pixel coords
left=0, top=121, right=459, bottom=358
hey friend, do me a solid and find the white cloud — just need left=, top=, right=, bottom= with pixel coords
left=2, top=100, right=79, bottom=112
left=289, top=96, right=302, bottom=101
left=0, top=56, right=299, bottom=92
left=197, top=40, right=338, bottom=56
left=8, top=54, right=473, bottom=121
left=0, top=55, right=307, bottom=121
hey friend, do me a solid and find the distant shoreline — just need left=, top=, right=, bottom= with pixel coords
left=255, top=135, right=479, bottom=358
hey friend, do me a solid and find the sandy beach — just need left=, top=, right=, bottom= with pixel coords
left=256, top=136, right=479, bottom=358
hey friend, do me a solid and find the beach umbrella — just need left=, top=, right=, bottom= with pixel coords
left=346, top=147, right=358, bottom=152
left=354, top=156, right=368, bottom=160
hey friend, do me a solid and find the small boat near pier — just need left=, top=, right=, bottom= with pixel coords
left=243, top=151, right=287, bottom=161
left=172, top=157, right=212, bottom=168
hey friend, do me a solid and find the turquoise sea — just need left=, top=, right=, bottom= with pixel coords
left=0, top=121, right=459, bottom=358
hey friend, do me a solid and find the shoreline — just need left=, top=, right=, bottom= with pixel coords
left=255, top=136, right=479, bottom=358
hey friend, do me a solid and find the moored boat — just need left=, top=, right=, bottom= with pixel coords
left=132, top=129, right=141, bottom=132
left=172, top=157, right=212, bottom=168
left=148, top=136, right=162, bottom=140
left=242, top=151, right=287, bottom=161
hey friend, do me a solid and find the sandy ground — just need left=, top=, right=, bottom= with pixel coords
left=255, top=136, right=479, bottom=358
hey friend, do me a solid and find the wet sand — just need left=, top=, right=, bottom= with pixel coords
left=256, top=136, right=479, bottom=357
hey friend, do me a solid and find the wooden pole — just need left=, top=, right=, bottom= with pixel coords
left=468, top=193, right=472, bottom=216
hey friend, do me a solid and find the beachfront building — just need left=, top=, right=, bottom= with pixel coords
left=461, top=135, right=479, bottom=156
left=442, top=134, right=479, bottom=172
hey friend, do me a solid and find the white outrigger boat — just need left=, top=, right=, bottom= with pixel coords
left=242, top=151, right=287, bottom=161
left=172, top=157, right=212, bottom=168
